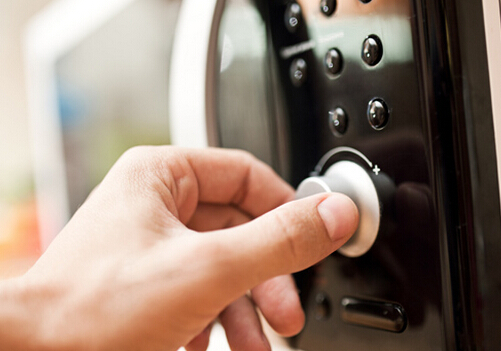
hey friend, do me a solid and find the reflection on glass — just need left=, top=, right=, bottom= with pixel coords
left=216, top=0, right=275, bottom=167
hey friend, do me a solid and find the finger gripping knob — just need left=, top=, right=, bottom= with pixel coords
left=296, top=161, right=380, bottom=257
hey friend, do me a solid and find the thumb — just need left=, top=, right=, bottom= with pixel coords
left=207, top=193, right=359, bottom=298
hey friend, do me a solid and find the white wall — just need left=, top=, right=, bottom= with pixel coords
left=0, top=0, right=53, bottom=200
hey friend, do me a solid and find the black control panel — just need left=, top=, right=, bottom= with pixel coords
left=213, top=0, right=501, bottom=349
left=265, top=1, right=445, bottom=348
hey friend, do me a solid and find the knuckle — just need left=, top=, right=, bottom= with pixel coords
left=111, top=146, right=198, bottom=222
left=118, top=145, right=167, bottom=169
left=120, top=145, right=154, bottom=162
left=109, top=146, right=175, bottom=193
left=114, top=146, right=157, bottom=179
left=228, top=148, right=256, bottom=163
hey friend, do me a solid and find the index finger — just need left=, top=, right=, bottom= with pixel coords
left=183, top=147, right=294, bottom=217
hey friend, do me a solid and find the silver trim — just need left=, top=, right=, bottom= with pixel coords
left=482, top=0, right=501, bottom=213
left=169, top=0, right=225, bottom=148
left=315, top=147, right=373, bottom=174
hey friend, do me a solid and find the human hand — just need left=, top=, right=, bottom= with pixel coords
left=1, top=146, right=358, bottom=351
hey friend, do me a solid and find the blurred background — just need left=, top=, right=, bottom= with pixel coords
left=0, top=0, right=182, bottom=277
left=0, top=0, right=54, bottom=276
left=0, top=0, right=268, bottom=280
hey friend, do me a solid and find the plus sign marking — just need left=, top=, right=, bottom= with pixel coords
left=373, top=165, right=381, bottom=175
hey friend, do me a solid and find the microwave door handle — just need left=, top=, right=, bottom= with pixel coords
left=169, top=0, right=226, bottom=148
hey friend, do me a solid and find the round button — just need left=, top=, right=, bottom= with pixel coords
left=320, top=0, right=337, bottom=16
left=329, top=108, right=347, bottom=136
left=285, top=2, right=302, bottom=33
left=296, top=161, right=381, bottom=257
left=367, top=98, right=389, bottom=130
left=314, top=293, right=332, bottom=320
left=362, top=35, right=383, bottom=66
left=325, top=48, right=343, bottom=77
left=290, top=58, right=307, bottom=87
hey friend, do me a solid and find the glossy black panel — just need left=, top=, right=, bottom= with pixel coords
left=264, top=1, right=444, bottom=347
left=215, top=0, right=501, bottom=349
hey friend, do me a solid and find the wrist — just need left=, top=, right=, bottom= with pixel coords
left=0, top=277, right=38, bottom=350
left=0, top=275, right=65, bottom=351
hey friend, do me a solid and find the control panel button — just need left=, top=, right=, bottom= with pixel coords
left=367, top=98, right=389, bottom=130
left=285, top=2, right=302, bottom=33
left=296, top=160, right=380, bottom=257
left=362, top=35, right=383, bottom=66
left=290, top=58, right=307, bottom=87
left=324, top=48, right=343, bottom=77
left=314, top=293, right=332, bottom=320
left=329, top=107, right=347, bottom=136
left=341, top=297, right=407, bottom=333
left=320, top=0, right=337, bottom=17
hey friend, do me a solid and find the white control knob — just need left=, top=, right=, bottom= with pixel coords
left=296, top=161, right=380, bottom=257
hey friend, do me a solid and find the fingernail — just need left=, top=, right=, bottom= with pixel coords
left=317, top=194, right=359, bottom=241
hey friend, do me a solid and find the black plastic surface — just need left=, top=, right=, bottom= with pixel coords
left=214, top=0, right=501, bottom=349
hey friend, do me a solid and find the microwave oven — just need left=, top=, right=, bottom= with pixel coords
left=170, top=0, right=501, bottom=349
